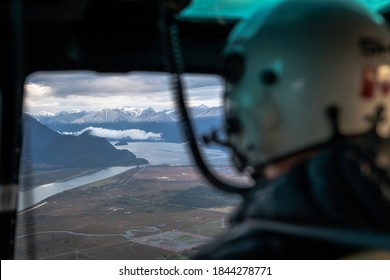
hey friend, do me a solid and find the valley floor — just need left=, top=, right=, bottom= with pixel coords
left=15, top=165, right=241, bottom=260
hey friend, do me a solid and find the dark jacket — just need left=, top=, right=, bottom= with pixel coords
left=195, top=139, right=390, bottom=259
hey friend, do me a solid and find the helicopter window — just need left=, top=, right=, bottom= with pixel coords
left=15, top=71, right=242, bottom=260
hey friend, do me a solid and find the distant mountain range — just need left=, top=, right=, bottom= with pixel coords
left=21, top=114, right=148, bottom=168
left=33, top=105, right=223, bottom=124
left=30, top=105, right=224, bottom=143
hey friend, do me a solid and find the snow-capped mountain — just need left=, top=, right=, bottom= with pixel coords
left=72, top=109, right=133, bottom=124
left=32, top=105, right=223, bottom=125
left=120, top=107, right=153, bottom=118
left=34, top=111, right=58, bottom=117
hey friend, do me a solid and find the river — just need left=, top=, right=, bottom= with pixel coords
left=18, top=166, right=135, bottom=211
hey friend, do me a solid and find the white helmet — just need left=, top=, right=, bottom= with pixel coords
left=222, top=0, right=390, bottom=171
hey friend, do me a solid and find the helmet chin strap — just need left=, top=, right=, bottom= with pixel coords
left=327, top=104, right=388, bottom=138
left=249, top=105, right=388, bottom=180
left=325, top=105, right=342, bottom=139
left=366, top=106, right=386, bottom=136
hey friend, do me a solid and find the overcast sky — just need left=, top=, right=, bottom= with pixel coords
left=24, top=71, right=224, bottom=114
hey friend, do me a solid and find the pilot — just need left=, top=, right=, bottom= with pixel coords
left=195, top=0, right=390, bottom=259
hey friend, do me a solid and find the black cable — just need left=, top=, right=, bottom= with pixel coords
left=161, top=11, right=254, bottom=195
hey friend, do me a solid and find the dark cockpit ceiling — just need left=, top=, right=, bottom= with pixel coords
left=1, top=0, right=232, bottom=75
left=2, top=0, right=389, bottom=77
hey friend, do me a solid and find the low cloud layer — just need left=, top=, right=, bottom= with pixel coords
left=64, top=127, right=162, bottom=141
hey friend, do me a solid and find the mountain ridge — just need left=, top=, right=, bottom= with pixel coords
left=32, top=105, right=223, bottom=125
left=21, top=114, right=148, bottom=168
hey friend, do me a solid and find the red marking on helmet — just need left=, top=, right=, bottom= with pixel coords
left=361, top=67, right=376, bottom=98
